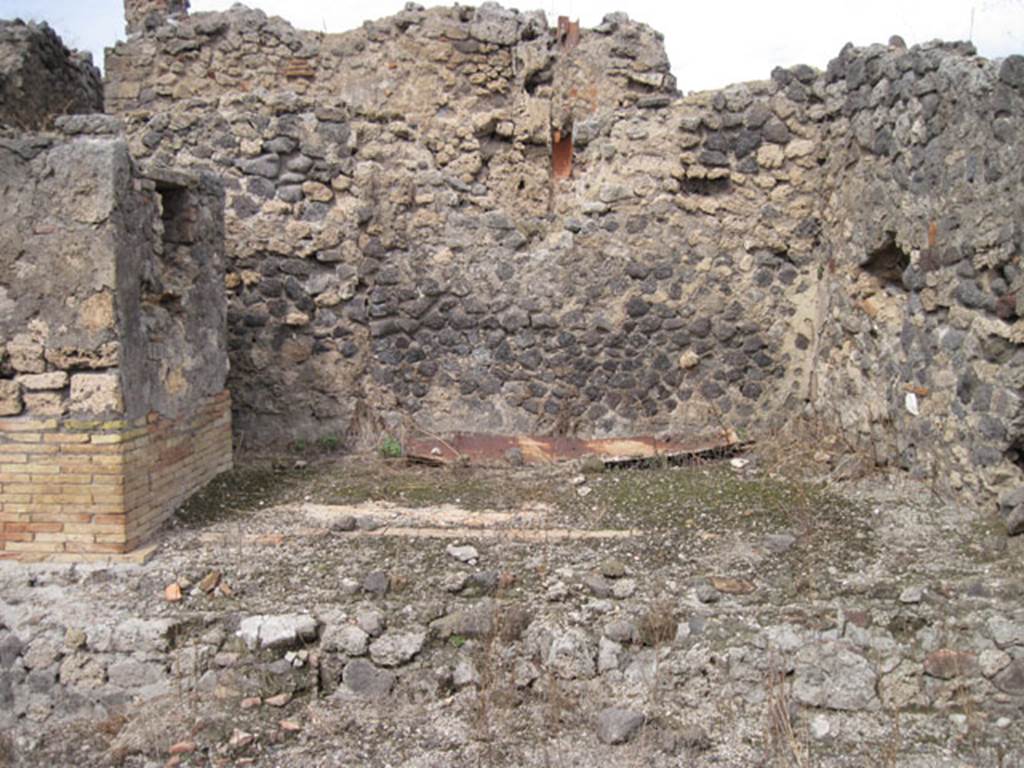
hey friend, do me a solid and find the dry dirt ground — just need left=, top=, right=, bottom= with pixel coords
left=3, top=446, right=1024, bottom=767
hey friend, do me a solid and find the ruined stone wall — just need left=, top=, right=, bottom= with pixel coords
left=105, top=3, right=820, bottom=447
left=101, top=1, right=1024, bottom=509
left=0, top=118, right=231, bottom=559
left=0, top=20, right=102, bottom=130
left=811, top=44, right=1024, bottom=503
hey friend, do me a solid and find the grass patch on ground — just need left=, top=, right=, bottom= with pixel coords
left=582, top=463, right=842, bottom=530
left=176, top=455, right=872, bottom=570
left=175, top=463, right=309, bottom=527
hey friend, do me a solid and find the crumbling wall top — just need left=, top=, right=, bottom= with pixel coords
left=124, top=0, right=190, bottom=35
left=0, top=19, right=103, bottom=131
left=105, top=2, right=676, bottom=130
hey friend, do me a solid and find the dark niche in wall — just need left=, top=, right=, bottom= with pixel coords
left=157, top=182, right=194, bottom=245
left=863, top=235, right=909, bottom=288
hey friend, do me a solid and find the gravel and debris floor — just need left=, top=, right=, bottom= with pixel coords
left=3, top=450, right=1023, bottom=767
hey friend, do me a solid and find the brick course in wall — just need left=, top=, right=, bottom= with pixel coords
left=0, top=390, right=231, bottom=562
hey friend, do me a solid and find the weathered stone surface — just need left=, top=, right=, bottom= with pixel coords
left=792, top=642, right=877, bottom=711
left=16, top=372, right=68, bottom=391
left=107, top=659, right=166, bottom=689
left=361, top=571, right=390, bottom=595
left=583, top=574, right=613, bottom=598
left=69, top=374, right=121, bottom=417
left=993, top=659, right=1024, bottom=695
left=999, top=55, right=1024, bottom=88
left=998, top=487, right=1024, bottom=535
left=599, top=558, right=626, bottom=579
left=446, top=544, right=479, bottom=564
left=356, top=608, right=386, bottom=638
left=0, top=633, right=24, bottom=668
left=368, top=630, right=426, bottom=667
left=979, top=648, right=1011, bottom=678
left=543, top=628, right=596, bottom=680
left=0, top=20, right=102, bottom=130
left=238, top=615, right=318, bottom=651
left=57, top=653, right=105, bottom=689
left=469, top=3, right=520, bottom=46
left=22, top=638, right=60, bottom=670
left=597, top=637, right=623, bottom=673
left=595, top=707, right=645, bottom=745
left=923, top=649, right=978, bottom=680
left=109, top=618, right=177, bottom=654
left=988, top=616, right=1024, bottom=649
left=322, top=624, right=370, bottom=657
left=611, top=578, right=637, bottom=599
left=341, top=658, right=395, bottom=698
left=452, top=657, right=480, bottom=688
left=0, top=380, right=22, bottom=416
left=432, top=603, right=495, bottom=639
left=603, top=620, right=637, bottom=645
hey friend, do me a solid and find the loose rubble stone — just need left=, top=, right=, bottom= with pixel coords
left=368, top=631, right=426, bottom=667
left=583, top=574, right=613, bottom=598
left=453, top=658, right=480, bottom=688
left=432, top=603, right=495, bottom=639
left=899, top=586, right=925, bottom=604
left=321, top=624, right=370, bottom=657
left=229, top=729, right=254, bottom=749
left=22, top=639, right=60, bottom=670
left=57, top=653, right=105, bottom=689
left=0, top=633, right=24, bottom=668
left=600, top=558, right=627, bottom=579
left=979, top=649, right=1011, bottom=678
left=338, top=578, right=361, bottom=596
left=108, top=619, right=176, bottom=654
left=446, top=544, right=479, bottom=563
left=341, top=659, right=396, bottom=699
left=998, top=487, right=1024, bottom=535
left=604, top=620, right=637, bottom=644
left=988, top=616, right=1024, bottom=648
left=361, top=571, right=390, bottom=595
left=330, top=516, right=357, bottom=532
left=238, top=615, right=318, bottom=651
left=107, top=659, right=166, bottom=689
left=611, top=578, right=637, bottom=599
left=994, top=659, right=1024, bottom=695
left=544, top=628, right=597, bottom=680
left=356, top=608, right=386, bottom=638
left=169, top=741, right=196, bottom=756
left=695, top=581, right=721, bottom=604
left=597, top=637, right=623, bottom=673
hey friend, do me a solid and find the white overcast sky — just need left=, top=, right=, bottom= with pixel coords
left=1, top=0, right=1021, bottom=91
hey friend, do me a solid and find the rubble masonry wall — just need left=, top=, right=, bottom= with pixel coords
left=102, top=2, right=1024, bottom=508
